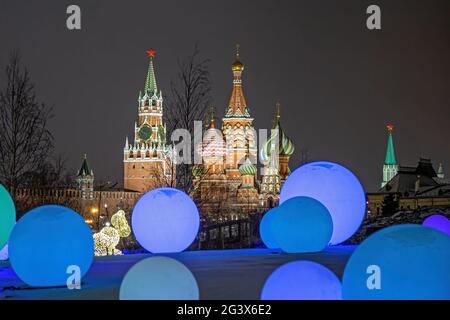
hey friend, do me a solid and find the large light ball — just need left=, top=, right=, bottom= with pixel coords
left=120, top=256, right=199, bottom=300
left=422, top=214, right=450, bottom=236
left=259, top=207, right=280, bottom=249
left=342, top=224, right=450, bottom=300
left=261, top=260, right=342, bottom=300
left=0, top=184, right=15, bottom=249
left=272, top=196, right=333, bottom=253
left=9, top=205, right=94, bottom=287
left=280, top=161, right=366, bottom=244
left=132, top=188, right=200, bottom=253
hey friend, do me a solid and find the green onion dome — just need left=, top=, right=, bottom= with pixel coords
left=239, top=158, right=257, bottom=176
left=260, top=116, right=295, bottom=162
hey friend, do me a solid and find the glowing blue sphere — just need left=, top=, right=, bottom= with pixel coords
left=342, top=224, right=450, bottom=300
left=280, top=161, right=366, bottom=245
left=261, top=260, right=342, bottom=300
left=132, top=188, right=200, bottom=253
left=0, top=184, right=15, bottom=249
left=272, top=196, right=333, bottom=253
left=120, top=256, right=199, bottom=300
left=9, top=205, right=94, bottom=287
left=422, top=214, right=450, bottom=236
left=259, top=207, right=280, bottom=249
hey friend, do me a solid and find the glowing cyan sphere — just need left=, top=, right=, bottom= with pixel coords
left=422, top=214, right=450, bottom=236
left=132, top=188, right=200, bottom=253
left=272, top=197, right=333, bottom=253
left=279, top=161, right=366, bottom=245
left=120, top=256, right=199, bottom=300
left=0, top=184, right=15, bottom=249
left=342, top=224, right=450, bottom=300
left=261, top=260, right=342, bottom=300
left=9, top=205, right=94, bottom=287
left=259, top=207, right=280, bottom=249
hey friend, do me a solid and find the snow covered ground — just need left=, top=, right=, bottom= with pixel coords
left=0, top=246, right=355, bottom=300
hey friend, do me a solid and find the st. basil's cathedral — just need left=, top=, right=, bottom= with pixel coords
left=121, top=45, right=295, bottom=221
left=191, top=46, right=295, bottom=220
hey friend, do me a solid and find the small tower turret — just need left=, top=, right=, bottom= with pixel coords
left=76, top=154, right=94, bottom=199
left=437, top=163, right=445, bottom=179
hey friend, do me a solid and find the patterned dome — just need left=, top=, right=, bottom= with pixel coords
left=260, top=115, right=295, bottom=162
left=200, top=126, right=226, bottom=158
left=239, top=158, right=257, bottom=176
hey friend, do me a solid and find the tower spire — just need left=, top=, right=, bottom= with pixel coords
left=226, top=44, right=248, bottom=117
left=381, top=124, right=399, bottom=188
left=385, top=124, right=396, bottom=165
left=144, top=49, right=158, bottom=96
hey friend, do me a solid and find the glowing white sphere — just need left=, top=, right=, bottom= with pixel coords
left=280, top=161, right=366, bottom=244
left=120, top=256, right=199, bottom=300
left=261, top=260, right=342, bottom=300
left=0, top=244, right=8, bottom=261
left=9, top=205, right=94, bottom=287
left=132, top=188, right=200, bottom=253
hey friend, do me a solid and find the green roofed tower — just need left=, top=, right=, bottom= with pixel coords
left=144, top=49, right=158, bottom=96
left=381, top=124, right=399, bottom=188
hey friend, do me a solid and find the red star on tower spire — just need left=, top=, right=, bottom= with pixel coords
left=146, top=48, right=155, bottom=58
left=387, top=124, right=394, bottom=132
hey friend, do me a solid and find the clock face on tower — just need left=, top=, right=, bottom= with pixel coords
left=138, top=124, right=152, bottom=142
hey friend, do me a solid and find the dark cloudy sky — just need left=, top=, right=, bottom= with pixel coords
left=1, top=0, right=449, bottom=192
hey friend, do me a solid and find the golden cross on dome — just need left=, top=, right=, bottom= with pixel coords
left=236, top=43, right=240, bottom=60
left=210, top=107, right=215, bottom=128
left=276, top=102, right=281, bottom=119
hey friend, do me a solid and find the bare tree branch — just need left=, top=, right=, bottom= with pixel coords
left=0, top=52, right=54, bottom=199
left=165, top=45, right=213, bottom=193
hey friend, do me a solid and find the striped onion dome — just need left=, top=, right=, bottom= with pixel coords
left=199, top=120, right=226, bottom=158
left=239, top=158, right=257, bottom=176
left=260, top=114, right=295, bottom=162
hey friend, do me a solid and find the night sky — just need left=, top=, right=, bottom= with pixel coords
left=1, top=0, right=449, bottom=192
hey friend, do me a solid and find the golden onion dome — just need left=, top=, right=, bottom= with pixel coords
left=232, top=59, right=244, bottom=72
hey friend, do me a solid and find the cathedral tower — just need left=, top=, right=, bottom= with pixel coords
left=381, top=124, right=398, bottom=188
left=222, top=45, right=257, bottom=179
left=123, top=49, right=174, bottom=192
